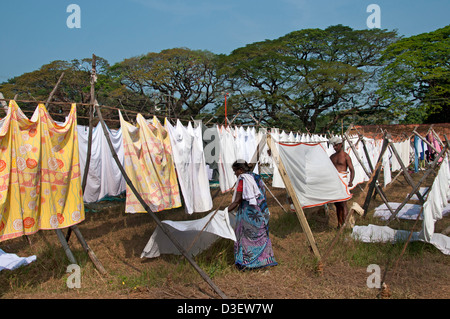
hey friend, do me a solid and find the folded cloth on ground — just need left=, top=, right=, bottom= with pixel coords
left=374, top=202, right=450, bottom=221
left=0, top=249, right=36, bottom=271
left=352, top=224, right=450, bottom=255
left=141, top=208, right=236, bottom=258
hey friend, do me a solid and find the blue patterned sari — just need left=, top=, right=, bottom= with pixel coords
left=234, top=173, right=277, bottom=270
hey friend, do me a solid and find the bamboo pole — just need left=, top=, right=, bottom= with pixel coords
left=386, top=143, right=449, bottom=224
left=55, top=229, right=77, bottom=265
left=387, top=135, right=425, bottom=204
left=95, top=104, right=228, bottom=299
left=361, top=136, right=389, bottom=216
left=81, top=54, right=96, bottom=193
left=45, top=72, right=65, bottom=110
left=343, top=133, right=395, bottom=217
left=70, top=225, right=107, bottom=274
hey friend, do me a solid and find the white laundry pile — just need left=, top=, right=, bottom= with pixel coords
left=0, top=249, right=36, bottom=271
left=78, top=123, right=126, bottom=203
left=352, top=224, right=450, bottom=255
left=166, top=120, right=212, bottom=214
left=276, top=141, right=352, bottom=208
left=141, top=208, right=236, bottom=258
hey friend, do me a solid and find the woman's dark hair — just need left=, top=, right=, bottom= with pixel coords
left=232, top=160, right=253, bottom=172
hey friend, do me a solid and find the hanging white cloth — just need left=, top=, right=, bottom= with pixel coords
left=277, top=142, right=352, bottom=208
left=217, top=126, right=237, bottom=192
left=78, top=123, right=126, bottom=203
left=187, top=122, right=213, bottom=213
left=166, top=120, right=213, bottom=214
left=345, top=136, right=369, bottom=189
left=419, top=156, right=450, bottom=242
left=382, top=145, right=392, bottom=187
left=271, top=130, right=286, bottom=188
left=391, top=139, right=410, bottom=172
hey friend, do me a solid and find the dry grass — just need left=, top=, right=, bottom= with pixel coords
left=1, top=170, right=449, bottom=299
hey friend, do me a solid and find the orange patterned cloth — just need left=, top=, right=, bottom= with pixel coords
left=120, top=112, right=181, bottom=213
left=0, top=101, right=85, bottom=242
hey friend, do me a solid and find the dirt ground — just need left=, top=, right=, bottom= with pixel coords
left=0, top=169, right=449, bottom=300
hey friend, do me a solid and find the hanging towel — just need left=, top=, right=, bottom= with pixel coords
left=232, top=173, right=262, bottom=206
left=0, top=101, right=85, bottom=242
left=119, top=112, right=181, bottom=213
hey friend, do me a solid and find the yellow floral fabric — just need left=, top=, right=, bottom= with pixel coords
left=0, top=101, right=85, bottom=242
left=120, top=112, right=181, bottom=213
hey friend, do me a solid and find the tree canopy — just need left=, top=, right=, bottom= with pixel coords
left=220, top=25, right=398, bottom=131
left=377, top=25, right=450, bottom=124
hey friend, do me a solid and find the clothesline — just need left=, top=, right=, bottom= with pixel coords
left=0, top=98, right=343, bottom=135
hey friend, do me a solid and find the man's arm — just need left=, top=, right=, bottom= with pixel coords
left=346, top=154, right=355, bottom=187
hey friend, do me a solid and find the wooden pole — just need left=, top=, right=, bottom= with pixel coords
left=386, top=143, right=449, bottom=224
left=413, top=129, right=439, bottom=154
left=343, top=133, right=395, bottom=217
left=70, top=225, right=107, bottom=274
left=362, top=136, right=389, bottom=216
left=387, top=136, right=425, bottom=204
left=81, top=54, right=96, bottom=193
left=55, top=229, right=77, bottom=265
left=95, top=104, right=228, bottom=299
left=45, top=72, right=65, bottom=110
left=266, top=135, right=321, bottom=261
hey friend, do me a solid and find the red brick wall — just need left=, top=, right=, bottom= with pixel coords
left=352, top=123, right=450, bottom=143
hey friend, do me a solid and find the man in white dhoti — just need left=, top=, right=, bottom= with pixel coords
left=329, top=136, right=355, bottom=228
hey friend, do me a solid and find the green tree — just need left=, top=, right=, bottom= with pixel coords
left=221, top=25, right=398, bottom=132
left=0, top=57, right=127, bottom=125
left=111, top=48, right=226, bottom=118
left=378, top=25, right=450, bottom=123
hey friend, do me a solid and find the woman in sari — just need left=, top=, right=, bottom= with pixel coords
left=228, top=160, right=277, bottom=270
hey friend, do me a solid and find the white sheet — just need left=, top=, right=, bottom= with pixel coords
left=374, top=203, right=424, bottom=221
left=352, top=224, right=450, bottom=255
left=277, top=142, right=352, bottom=208
left=419, top=156, right=450, bottom=242
left=0, top=249, right=36, bottom=271
left=166, top=120, right=212, bottom=214
left=217, top=126, right=237, bottom=192
left=78, top=123, right=126, bottom=203
left=141, top=208, right=236, bottom=258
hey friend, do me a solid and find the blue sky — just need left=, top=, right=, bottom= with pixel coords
left=1, top=0, right=449, bottom=82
